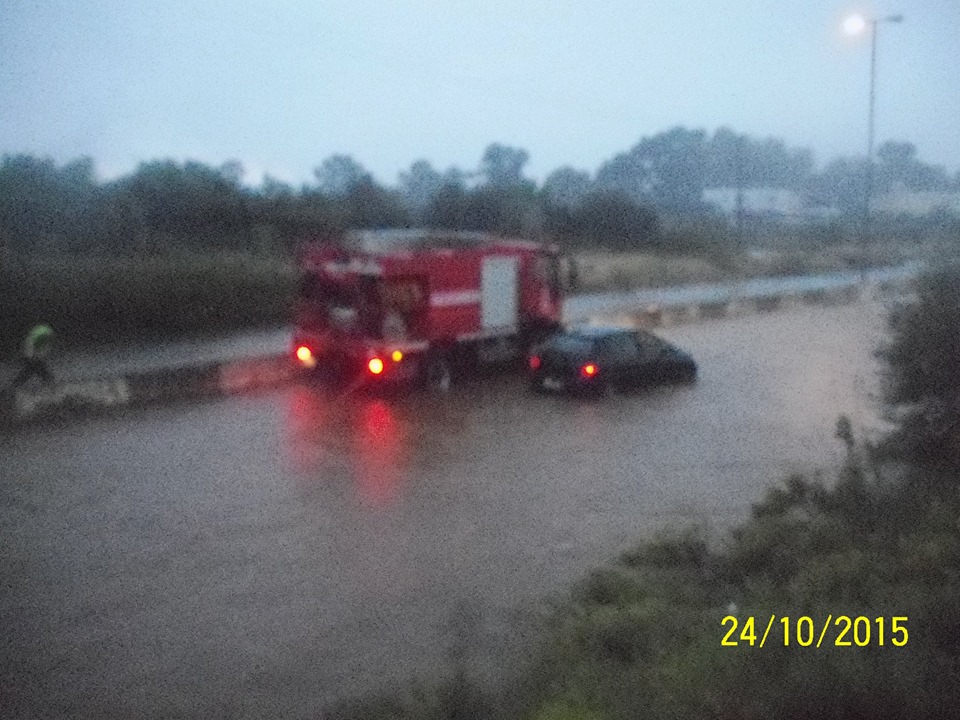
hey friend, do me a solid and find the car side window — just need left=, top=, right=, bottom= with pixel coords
left=599, top=334, right=640, bottom=363
left=633, top=332, right=667, bottom=362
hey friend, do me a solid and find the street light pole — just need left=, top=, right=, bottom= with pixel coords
left=851, top=13, right=903, bottom=283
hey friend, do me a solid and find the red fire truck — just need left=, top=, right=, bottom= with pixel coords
left=292, top=229, right=570, bottom=389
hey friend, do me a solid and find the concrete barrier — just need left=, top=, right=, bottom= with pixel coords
left=12, top=378, right=131, bottom=422
left=3, top=353, right=300, bottom=428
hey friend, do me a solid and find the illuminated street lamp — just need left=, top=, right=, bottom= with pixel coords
left=844, top=12, right=903, bottom=282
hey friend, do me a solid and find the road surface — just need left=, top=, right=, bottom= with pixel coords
left=0, top=301, right=891, bottom=719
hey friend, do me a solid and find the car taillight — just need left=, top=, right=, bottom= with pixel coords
left=295, top=345, right=316, bottom=368
left=580, top=362, right=598, bottom=378
left=529, top=355, right=541, bottom=370
left=368, top=357, right=385, bottom=375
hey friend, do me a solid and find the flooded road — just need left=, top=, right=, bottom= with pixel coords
left=1, top=301, right=889, bottom=718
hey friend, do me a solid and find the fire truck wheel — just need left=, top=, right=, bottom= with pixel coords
left=424, top=355, right=452, bottom=392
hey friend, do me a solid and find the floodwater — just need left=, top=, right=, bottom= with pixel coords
left=0, top=301, right=889, bottom=718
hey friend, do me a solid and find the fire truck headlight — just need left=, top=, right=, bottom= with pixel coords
left=391, top=350, right=403, bottom=362
left=296, top=345, right=316, bottom=368
left=368, top=357, right=385, bottom=375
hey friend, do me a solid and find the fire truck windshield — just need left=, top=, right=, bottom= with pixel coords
left=299, top=273, right=366, bottom=331
left=328, top=305, right=358, bottom=329
left=307, top=275, right=402, bottom=338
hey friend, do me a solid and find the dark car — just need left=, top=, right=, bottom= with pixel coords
left=527, top=325, right=697, bottom=396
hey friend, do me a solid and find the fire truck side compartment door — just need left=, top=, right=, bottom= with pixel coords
left=481, top=256, right=518, bottom=329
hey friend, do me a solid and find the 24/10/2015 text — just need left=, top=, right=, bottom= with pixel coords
left=721, top=615, right=908, bottom=648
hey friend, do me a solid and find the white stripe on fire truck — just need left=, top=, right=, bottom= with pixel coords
left=429, top=290, right=482, bottom=307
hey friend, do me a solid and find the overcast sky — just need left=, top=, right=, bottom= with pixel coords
left=2, top=0, right=958, bottom=186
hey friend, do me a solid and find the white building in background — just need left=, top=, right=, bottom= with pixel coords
left=702, top=187, right=804, bottom=217
left=703, top=184, right=960, bottom=222
left=873, top=186, right=960, bottom=217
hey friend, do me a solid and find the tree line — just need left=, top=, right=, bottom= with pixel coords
left=1, top=128, right=957, bottom=257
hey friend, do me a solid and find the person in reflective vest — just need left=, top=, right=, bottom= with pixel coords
left=13, top=324, right=55, bottom=387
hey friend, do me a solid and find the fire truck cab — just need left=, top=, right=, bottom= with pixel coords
left=292, top=229, right=569, bottom=389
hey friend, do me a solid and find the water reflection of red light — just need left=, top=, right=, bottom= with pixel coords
left=355, top=399, right=402, bottom=506
left=363, top=400, right=392, bottom=437
left=283, top=386, right=330, bottom=476
left=283, top=386, right=406, bottom=507
left=288, top=386, right=323, bottom=428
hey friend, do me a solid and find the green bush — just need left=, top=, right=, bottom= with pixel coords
left=572, top=567, right=648, bottom=607
left=878, top=263, right=960, bottom=471
left=0, top=250, right=296, bottom=355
